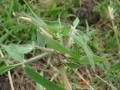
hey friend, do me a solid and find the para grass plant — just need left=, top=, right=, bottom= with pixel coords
left=1, top=0, right=120, bottom=90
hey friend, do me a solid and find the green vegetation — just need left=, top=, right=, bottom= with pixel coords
left=0, top=0, right=120, bottom=90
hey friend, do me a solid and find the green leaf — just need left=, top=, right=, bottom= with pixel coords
left=36, top=72, right=44, bottom=90
left=79, top=55, right=109, bottom=64
left=46, top=37, right=69, bottom=54
left=46, top=37, right=79, bottom=59
left=93, top=55, right=108, bottom=62
left=13, top=44, right=35, bottom=54
left=75, top=32, right=95, bottom=69
left=46, top=20, right=63, bottom=32
left=69, top=55, right=108, bottom=68
left=73, top=17, right=79, bottom=28
left=65, top=62, right=80, bottom=68
left=25, top=66, right=64, bottom=90
left=37, top=31, right=46, bottom=47
left=2, top=44, right=35, bottom=62
left=0, top=65, right=15, bottom=75
left=2, top=44, right=24, bottom=62
left=69, top=47, right=81, bottom=59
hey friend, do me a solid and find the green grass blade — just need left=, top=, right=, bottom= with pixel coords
left=0, top=65, right=15, bottom=75
left=75, top=32, right=95, bottom=69
left=46, top=37, right=69, bottom=54
left=24, top=66, right=65, bottom=90
left=46, top=37, right=80, bottom=58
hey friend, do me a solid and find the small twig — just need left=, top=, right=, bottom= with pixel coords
left=7, top=72, right=15, bottom=90
left=36, top=46, right=54, bottom=53
left=50, top=64, right=59, bottom=81
left=74, top=69, right=95, bottom=90
left=85, top=66, right=92, bottom=81
left=0, top=50, right=15, bottom=90
left=39, top=27, right=52, bottom=38
left=59, top=65, right=72, bottom=90
left=10, top=53, right=48, bottom=67
left=19, top=16, right=34, bottom=25
left=19, top=16, right=53, bottom=38
left=95, top=74, right=117, bottom=90
left=50, top=73, right=58, bottom=81
left=24, top=53, right=48, bottom=64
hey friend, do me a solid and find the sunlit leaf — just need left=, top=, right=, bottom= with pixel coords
left=2, top=44, right=35, bottom=62
left=2, top=44, right=24, bottom=62
left=73, top=17, right=79, bottom=28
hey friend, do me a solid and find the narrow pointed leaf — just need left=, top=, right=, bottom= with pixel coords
left=75, top=32, right=95, bottom=69
left=24, top=66, right=64, bottom=90
left=0, top=65, right=15, bottom=75
left=46, top=37, right=69, bottom=54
